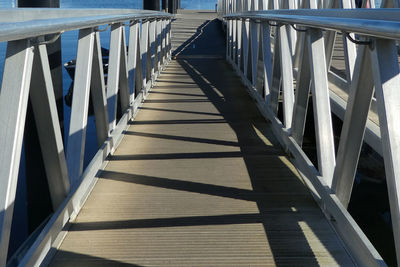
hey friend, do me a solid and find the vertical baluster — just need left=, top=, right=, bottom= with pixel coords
left=149, top=19, right=156, bottom=80
left=227, top=19, right=232, bottom=60
left=250, top=20, right=260, bottom=87
left=237, top=18, right=242, bottom=67
left=141, top=20, right=150, bottom=86
left=66, top=28, right=95, bottom=186
left=242, top=19, right=250, bottom=76
left=370, top=38, right=400, bottom=264
left=0, top=39, right=34, bottom=265
left=269, top=0, right=281, bottom=113
left=291, top=30, right=311, bottom=146
left=269, top=26, right=281, bottom=114
left=107, top=23, right=129, bottom=131
left=167, top=19, right=172, bottom=58
left=261, top=23, right=273, bottom=103
left=128, top=21, right=140, bottom=102
left=91, top=31, right=109, bottom=145
left=30, top=42, right=70, bottom=210
left=307, top=28, right=336, bottom=186
left=135, top=21, right=144, bottom=96
left=278, top=23, right=295, bottom=128
left=232, top=19, right=237, bottom=63
left=161, top=19, right=166, bottom=64
left=332, top=45, right=374, bottom=207
left=156, top=19, right=162, bottom=72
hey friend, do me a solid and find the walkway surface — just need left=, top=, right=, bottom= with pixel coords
left=51, top=10, right=354, bottom=266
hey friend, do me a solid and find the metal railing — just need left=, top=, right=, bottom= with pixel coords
left=218, top=0, right=400, bottom=266
left=0, top=8, right=173, bottom=266
left=218, top=0, right=399, bottom=158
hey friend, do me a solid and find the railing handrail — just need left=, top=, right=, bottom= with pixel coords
left=0, top=9, right=173, bottom=42
left=224, top=9, right=400, bottom=40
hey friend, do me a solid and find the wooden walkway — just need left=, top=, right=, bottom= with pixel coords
left=50, top=11, right=354, bottom=266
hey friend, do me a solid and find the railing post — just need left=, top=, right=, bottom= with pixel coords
left=107, top=23, right=129, bottom=131
left=261, top=23, right=273, bottom=103
left=332, top=45, right=374, bottom=207
left=66, top=28, right=95, bottom=186
left=167, top=19, right=172, bottom=58
left=17, top=0, right=64, bottom=240
left=128, top=21, right=140, bottom=103
left=29, top=42, right=70, bottom=210
left=236, top=18, right=242, bottom=67
left=149, top=19, right=157, bottom=80
left=307, top=28, right=336, bottom=186
left=140, top=20, right=150, bottom=88
left=134, top=22, right=144, bottom=98
left=91, top=31, right=109, bottom=146
left=156, top=19, right=162, bottom=72
left=370, top=38, right=400, bottom=264
left=227, top=19, right=232, bottom=60
left=250, top=20, right=260, bottom=87
left=291, top=30, right=311, bottom=146
left=232, top=19, right=237, bottom=63
left=269, top=26, right=281, bottom=115
left=242, top=19, right=250, bottom=77
left=0, top=39, right=34, bottom=265
left=278, top=23, right=295, bottom=128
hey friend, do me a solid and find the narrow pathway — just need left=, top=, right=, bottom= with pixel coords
left=51, top=10, right=353, bottom=266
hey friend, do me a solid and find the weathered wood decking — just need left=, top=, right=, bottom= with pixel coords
left=50, top=11, right=354, bottom=266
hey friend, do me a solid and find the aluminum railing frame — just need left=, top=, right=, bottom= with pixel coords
left=220, top=3, right=400, bottom=266
left=218, top=0, right=399, bottom=157
left=0, top=9, right=173, bottom=266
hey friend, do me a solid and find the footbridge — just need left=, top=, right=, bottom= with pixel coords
left=0, top=3, right=400, bottom=266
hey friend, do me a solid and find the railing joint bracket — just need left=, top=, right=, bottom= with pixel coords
left=267, top=21, right=278, bottom=27
left=95, top=25, right=111, bottom=32
left=29, top=32, right=62, bottom=46
left=290, top=24, right=307, bottom=32
left=343, top=31, right=372, bottom=46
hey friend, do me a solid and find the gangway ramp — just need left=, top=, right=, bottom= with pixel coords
left=50, top=11, right=353, bottom=266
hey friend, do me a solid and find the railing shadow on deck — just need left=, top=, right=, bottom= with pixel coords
left=177, top=57, right=345, bottom=266
left=172, top=18, right=225, bottom=58
left=64, top=56, right=348, bottom=265
left=52, top=250, right=144, bottom=267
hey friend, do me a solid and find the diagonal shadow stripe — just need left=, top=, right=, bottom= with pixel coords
left=123, top=131, right=239, bottom=147
left=69, top=213, right=263, bottom=231
left=97, top=170, right=258, bottom=201
left=144, top=99, right=211, bottom=103
left=52, top=250, right=144, bottom=266
left=139, top=106, right=222, bottom=117
left=130, top=119, right=227, bottom=125
left=150, top=91, right=206, bottom=97
left=107, top=151, right=284, bottom=161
